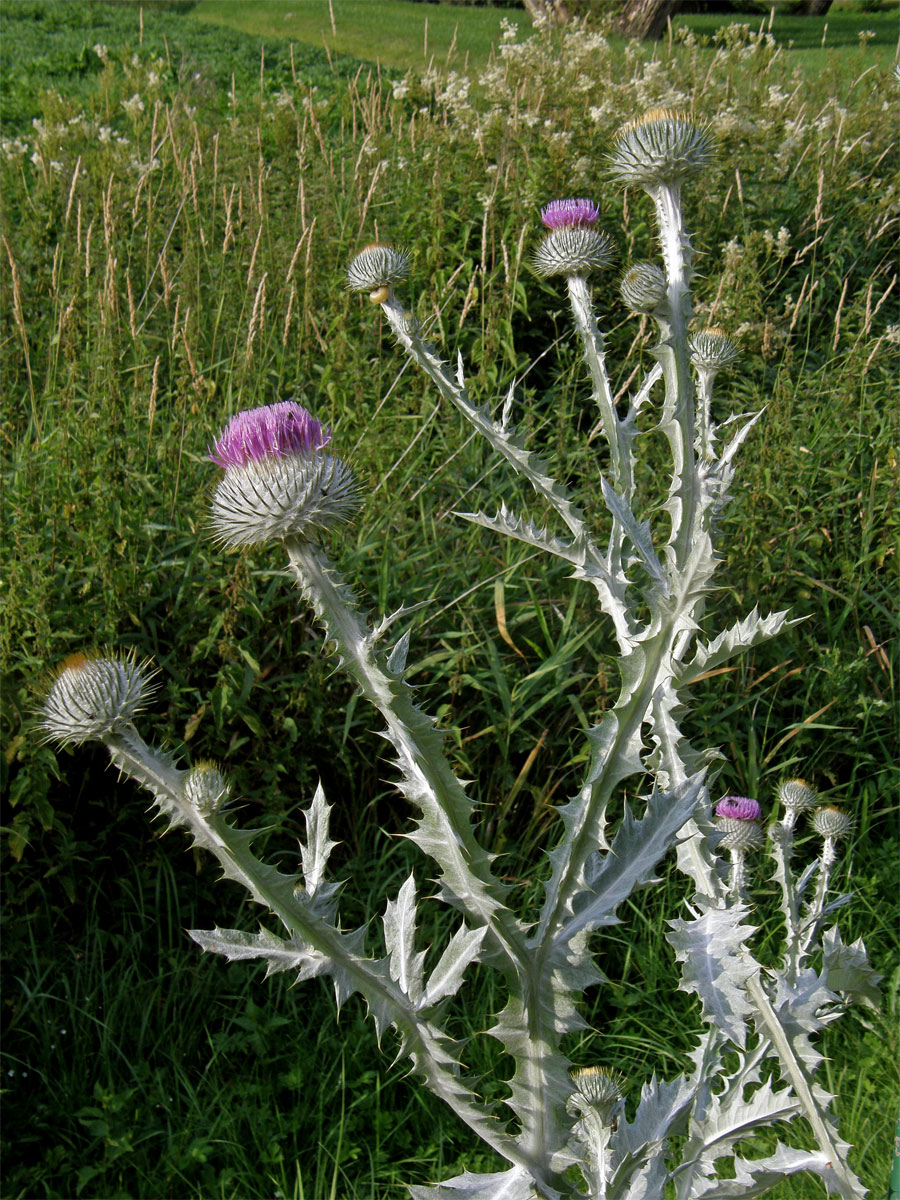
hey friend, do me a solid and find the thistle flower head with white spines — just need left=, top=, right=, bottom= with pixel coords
left=184, top=761, right=231, bottom=816
left=609, top=109, right=715, bottom=190
left=619, top=261, right=667, bottom=312
left=346, top=243, right=411, bottom=303
left=533, top=197, right=613, bottom=278
left=571, top=1065, right=625, bottom=1106
left=209, top=401, right=359, bottom=548
left=568, top=1065, right=626, bottom=1125
left=778, top=778, right=819, bottom=813
left=811, top=805, right=854, bottom=841
left=40, top=650, right=156, bottom=746
left=690, top=327, right=740, bottom=371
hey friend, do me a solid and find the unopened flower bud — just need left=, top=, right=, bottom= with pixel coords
left=619, top=262, right=667, bottom=312
left=346, top=244, right=410, bottom=300
left=609, top=109, right=715, bottom=189
left=778, top=778, right=819, bottom=813
left=533, top=227, right=614, bottom=278
left=569, top=1066, right=624, bottom=1122
left=184, top=761, right=231, bottom=816
left=811, top=806, right=854, bottom=840
left=41, top=651, right=156, bottom=746
left=209, top=401, right=359, bottom=547
left=689, top=328, right=740, bottom=371
left=572, top=1066, right=624, bottom=1105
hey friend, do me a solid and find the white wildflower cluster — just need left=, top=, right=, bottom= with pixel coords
left=2, top=51, right=174, bottom=184
left=1, top=138, right=27, bottom=160
left=121, top=93, right=145, bottom=119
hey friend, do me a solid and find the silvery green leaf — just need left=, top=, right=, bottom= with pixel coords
left=767, top=967, right=839, bottom=1072
left=387, top=627, right=412, bottom=674
left=422, top=923, right=486, bottom=1008
left=674, top=608, right=794, bottom=687
left=675, top=1076, right=800, bottom=1199
left=822, top=927, right=881, bottom=1009
left=599, top=477, right=667, bottom=592
left=558, top=773, right=704, bottom=946
left=368, top=600, right=430, bottom=649
left=607, top=1073, right=694, bottom=1199
left=691, top=1143, right=862, bottom=1199
left=667, top=905, right=758, bottom=1046
left=187, top=925, right=330, bottom=982
left=299, top=782, right=340, bottom=910
left=614, top=1156, right=669, bottom=1200
left=408, top=1168, right=541, bottom=1200
left=615, top=1073, right=696, bottom=1160
left=383, top=873, right=426, bottom=1005
left=456, top=505, right=585, bottom=570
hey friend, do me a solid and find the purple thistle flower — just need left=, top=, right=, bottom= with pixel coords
left=210, top=402, right=330, bottom=471
left=540, top=198, right=600, bottom=230
left=715, top=796, right=762, bottom=822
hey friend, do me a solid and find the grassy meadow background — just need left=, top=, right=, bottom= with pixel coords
left=1, top=0, right=898, bottom=1196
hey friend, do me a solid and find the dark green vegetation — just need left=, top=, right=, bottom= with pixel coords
left=2, top=1, right=897, bottom=1196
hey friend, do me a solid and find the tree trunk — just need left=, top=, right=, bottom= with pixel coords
left=613, top=0, right=680, bottom=40
left=795, top=0, right=833, bottom=13
left=521, top=0, right=572, bottom=25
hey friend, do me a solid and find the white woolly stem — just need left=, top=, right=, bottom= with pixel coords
left=652, top=182, right=700, bottom=571
left=799, top=838, right=838, bottom=960
left=284, top=535, right=528, bottom=971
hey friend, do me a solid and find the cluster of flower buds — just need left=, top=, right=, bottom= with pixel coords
left=714, top=779, right=856, bottom=887
left=208, top=400, right=358, bottom=548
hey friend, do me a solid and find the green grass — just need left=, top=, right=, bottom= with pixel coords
left=675, top=0, right=899, bottom=69
left=191, top=0, right=525, bottom=75
left=1, top=0, right=898, bottom=1196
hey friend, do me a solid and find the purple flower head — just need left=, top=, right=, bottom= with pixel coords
left=540, top=198, right=600, bottom=230
left=715, top=796, right=762, bottom=822
left=210, top=402, right=330, bottom=470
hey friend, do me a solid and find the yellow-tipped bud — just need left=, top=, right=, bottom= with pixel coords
left=689, top=328, right=740, bottom=371
left=609, top=109, right=715, bottom=189
left=184, top=762, right=231, bottom=816
left=346, top=244, right=410, bottom=292
left=40, top=651, right=156, bottom=746
left=620, top=261, right=667, bottom=312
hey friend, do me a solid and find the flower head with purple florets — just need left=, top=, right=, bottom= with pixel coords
left=533, top=199, right=613, bottom=279
left=715, top=795, right=764, bottom=856
left=210, top=401, right=330, bottom=470
left=540, top=198, right=600, bottom=230
left=715, top=796, right=762, bottom=822
left=208, top=401, right=358, bottom=548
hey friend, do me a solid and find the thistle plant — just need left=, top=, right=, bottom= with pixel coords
left=40, top=110, right=880, bottom=1199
